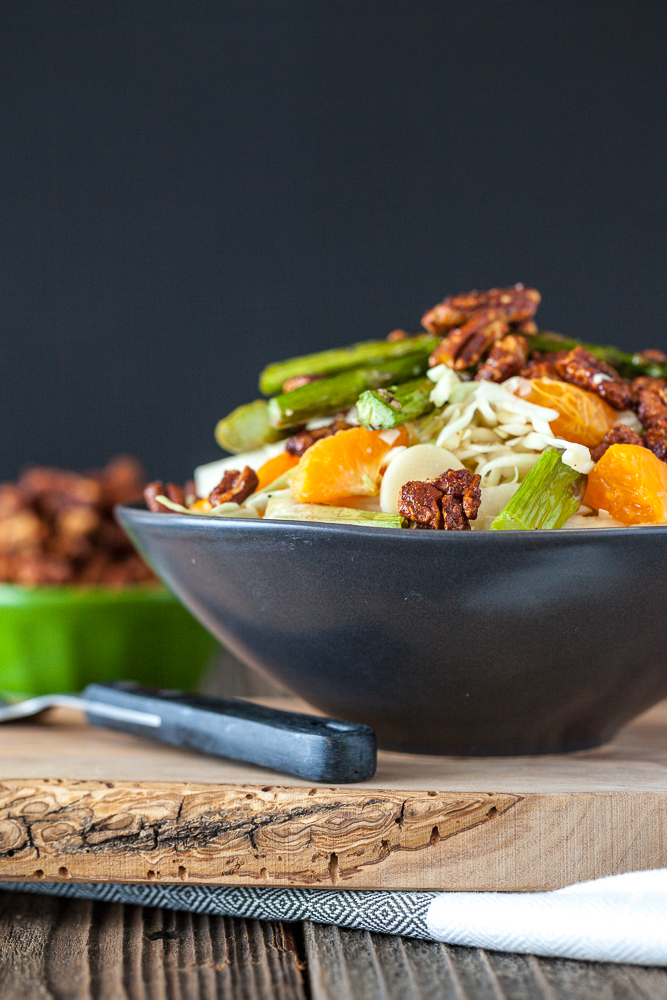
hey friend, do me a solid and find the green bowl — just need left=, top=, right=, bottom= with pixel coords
left=0, top=583, right=217, bottom=698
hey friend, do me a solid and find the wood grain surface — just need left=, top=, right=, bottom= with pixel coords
left=2, top=889, right=667, bottom=1000
left=1, top=701, right=667, bottom=890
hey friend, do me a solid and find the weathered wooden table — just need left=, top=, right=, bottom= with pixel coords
left=2, top=888, right=667, bottom=999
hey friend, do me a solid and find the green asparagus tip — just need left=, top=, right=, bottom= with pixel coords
left=215, top=399, right=289, bottom=454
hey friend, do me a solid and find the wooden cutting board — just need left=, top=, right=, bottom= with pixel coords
left=1, top=698, right=667, bottom=892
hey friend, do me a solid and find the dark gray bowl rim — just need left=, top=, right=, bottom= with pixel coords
left=117, top=503, right=667, bottom=543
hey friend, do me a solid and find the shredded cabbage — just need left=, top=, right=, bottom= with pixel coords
left=426, top=370, right=592, bottom=484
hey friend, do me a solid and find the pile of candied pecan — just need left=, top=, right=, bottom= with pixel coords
left=398, top=470, right=481, bottom=531
left=0, top=457, right=156, bottom=585
left=424, top=283, right=540, bottom=382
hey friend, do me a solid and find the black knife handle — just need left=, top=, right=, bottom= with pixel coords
left=82, top=682, right=376, bottom=783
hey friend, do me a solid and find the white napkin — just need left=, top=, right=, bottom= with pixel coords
left=426, top=868, right=667, bottom=965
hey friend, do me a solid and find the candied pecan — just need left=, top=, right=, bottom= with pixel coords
left=591, top=424, right=643, bottom=463
left=632, top=375, right=667, bottom=393
left=387, top=329, right=410, bottom=341
left=19, top=468, right=102, bottom=510
left=429, top=311, right=509, bottom=370
left=0, top=484, right=27, bottom=519
left=164, top=482, right=186, bottom=506
left=640, top=348, right=667, bottom=363
left=555, top=346, right=635, bottom=410
left=519, top=351, right=567, bottom=380
left=644, top=420, right=667, bottom=463
left=14, top=554, right=73, bottom=586
left=422, top=284, right=540, bottom=334
left=398, top=481, right=443, bottom=529
left=513, top=319, right=538, bottom=336
left=285, top=420, right=352, bottom=457
left=144, top=481, right=185, bottom=512
left=0, top=510, right=46, bottom=553
left=92, top=519, right=136, bottom=554
left=633, top=378, right=667, bottom=430
left=56, top=505, right=100, bottom=539
left=282, top=374, right=323, bottom=393
left=431, top=469, right=482, bottom=523
left=208, top=467, right=259, bottom=507
left=98, top=554, right=156, bottom=586
left=98, top=455, right=146, bottom=507
left=74, top=551, right=113, bottom=584
left=475, top=335, right=528, bottom=383
left=0, top=555, right=17, bottom=581
left=48, top=532, right=94, bottom=562
left=184, top=479, right=197, bottom=506
left=439, top=494, right=469, bottom=530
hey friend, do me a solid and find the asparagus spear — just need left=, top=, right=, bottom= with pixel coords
left=264, top=495, right=407, bottom=528
left=268, top=354, right=430, bottom=428
left=214, top=400, right=290, bottom=454
left=357, top=377, right=434, bottom=430
left=490, top=448, right=586, bottom=531
left=529, top=332, right=667, bottom=380
left=259, top=334, right=439, bottom=396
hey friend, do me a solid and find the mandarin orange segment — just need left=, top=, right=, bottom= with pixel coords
left=584, top=444, right=667, bottom=525
left=516, top=378, right=617, bottom=448
left=256, top=451, right=300, bottom=492
left=291, top=426, right=399, bottom=504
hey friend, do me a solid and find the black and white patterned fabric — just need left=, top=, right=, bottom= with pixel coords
left=4, top=882, right=438, bottom=940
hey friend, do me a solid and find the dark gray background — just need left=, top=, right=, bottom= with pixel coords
left=3, top=2, right=666, bottom=482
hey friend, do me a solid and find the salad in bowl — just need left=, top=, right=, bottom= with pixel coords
left=145, top=285, right=667, bottom=533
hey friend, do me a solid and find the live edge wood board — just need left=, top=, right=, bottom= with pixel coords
left=1, top=699, right=667, bottom=892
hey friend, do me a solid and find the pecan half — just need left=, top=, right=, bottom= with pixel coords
left=555, top=346, right=635, bottom=410
left=639, top=348, right=667, bottom=363
left=633, top=377, right=667, bottom=429
left=285, top=420, right=352, bottom=458
left=144, top=481, right=186, bottom=512
left=591, top=424, right=643, bottom=463
left=475, top=335, right=528, bottom=383
left=398, top=481, right=443, bottom=529
left=208, top=467, right=259, bottom=507
left=644, top=421, right=667, bottom=463
left=519, top=351, right=567, bottom=380
left=513, top=319, right=538, bottom=335
left=398, top=469, right=481, bottom=530
left=421, top=284, right=540, bottom=334
left=429, top=311, right=509, bottom=370
left=432, top=469, right=482, bottom=522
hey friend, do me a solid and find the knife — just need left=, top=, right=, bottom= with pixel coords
left=0, top=681, right=377, bottom=783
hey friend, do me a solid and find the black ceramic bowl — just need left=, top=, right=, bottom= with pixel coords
left=117, top=505, right=667, bottom=755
